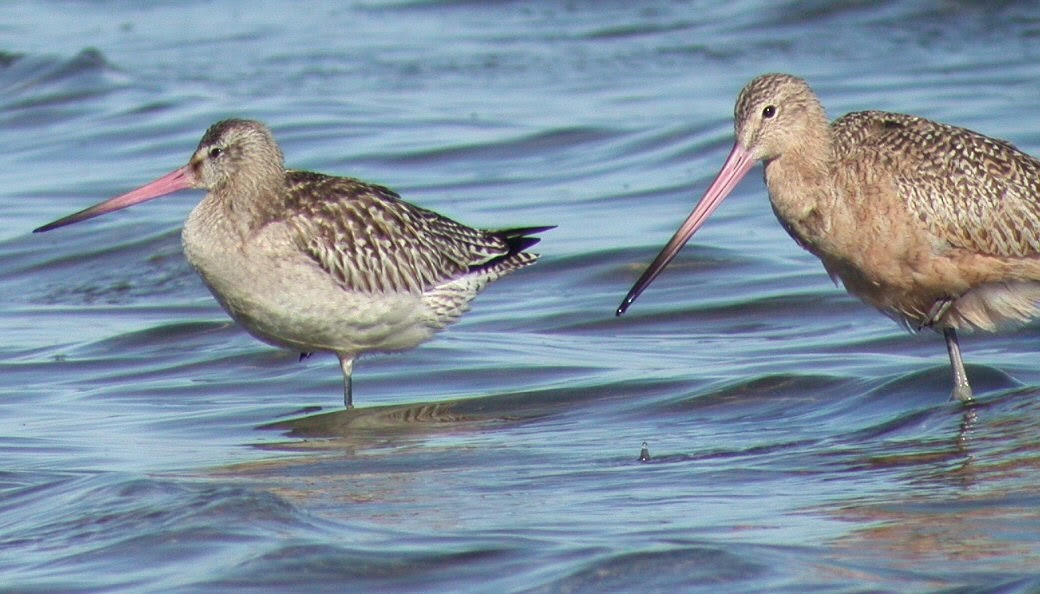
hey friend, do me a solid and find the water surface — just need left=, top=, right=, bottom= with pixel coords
left=4, top=1, right=1040, bottom=592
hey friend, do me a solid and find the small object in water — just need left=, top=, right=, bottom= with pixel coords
left=639, top=441, right=651, bottom=462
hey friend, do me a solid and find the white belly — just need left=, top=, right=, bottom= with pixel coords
left=182, top=208, right=437, bottom=357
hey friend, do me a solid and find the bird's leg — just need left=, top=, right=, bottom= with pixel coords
left=918, top=297, right=954, bottom=331
left=338, top=355, right=355, bottom=408
left=919, top=298, right=973, bottom=401
left=943, top=327, right=973, bottom=403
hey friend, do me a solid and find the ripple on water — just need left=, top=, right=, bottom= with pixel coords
left=0, top=473, right=327, bottom=591
left=0, top=48, right=127, bottom=120
left=5, top=1, right=1040, bottom=593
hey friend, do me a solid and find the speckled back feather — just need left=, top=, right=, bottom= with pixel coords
left=833, top=111, right=1040, bottom=258
left=282, top=171, right=548, bottom=294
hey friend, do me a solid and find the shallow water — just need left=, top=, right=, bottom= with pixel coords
left=4, top=1, right=1040, bottom=591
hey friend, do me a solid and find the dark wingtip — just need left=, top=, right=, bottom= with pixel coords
left=497, top=225, right=556, bottom=236
left=497, top=225, right=555, bottom=253
left=524, top=225, right=557, bottom=234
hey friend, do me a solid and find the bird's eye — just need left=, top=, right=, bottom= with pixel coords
left=208, top=147, right=223, bottom=159
left=762, top=105, right=776, bottom=119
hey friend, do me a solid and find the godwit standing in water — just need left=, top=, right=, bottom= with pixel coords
left=36, top=119, right=552, bottom=408
left=618, top=73, right=1040, bottom=402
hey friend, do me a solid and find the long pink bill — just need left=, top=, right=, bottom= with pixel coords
left=616, top=142, right=758, bottom=316
left=33, top=165, right=195, bottom=233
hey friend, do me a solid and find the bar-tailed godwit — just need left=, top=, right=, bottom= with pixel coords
left=36, top=119, right=552, bottom=408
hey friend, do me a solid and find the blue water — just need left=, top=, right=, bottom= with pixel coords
left=4, top=1, right=1040, bottom=591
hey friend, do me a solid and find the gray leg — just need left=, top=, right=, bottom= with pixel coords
left=943, top=328, right=973, bottom=402
left=338, top=355, right=355, bottom=408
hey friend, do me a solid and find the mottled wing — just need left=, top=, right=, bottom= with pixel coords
left=833, top=111, right=1040, bottom=257
left=282, top=171, right=517, bottom=293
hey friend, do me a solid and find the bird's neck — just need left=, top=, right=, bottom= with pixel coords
left=206, top=173, right=289, bottom=239
left=763, top=125, right=841, bottom=255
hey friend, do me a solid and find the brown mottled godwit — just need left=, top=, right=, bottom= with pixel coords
left=35, top=119, right=552, bottom=408
left=618, top=73, right=1040, bottom=402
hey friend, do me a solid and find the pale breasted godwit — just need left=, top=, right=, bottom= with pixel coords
left=36, top=119, right=552, bottom=408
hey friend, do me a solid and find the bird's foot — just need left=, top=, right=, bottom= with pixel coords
left=950, top=382, right=974, bottom=403
left=918, top=297, right=955, bottom=331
